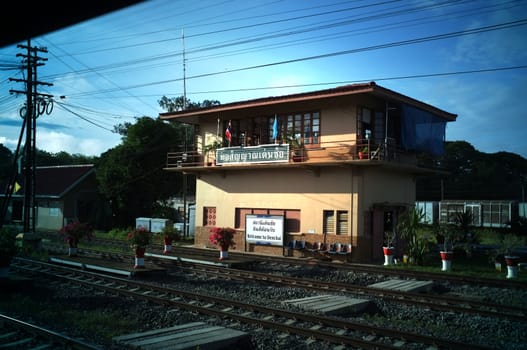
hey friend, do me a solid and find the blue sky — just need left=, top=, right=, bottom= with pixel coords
left=1, top=0, right=526, bottom=158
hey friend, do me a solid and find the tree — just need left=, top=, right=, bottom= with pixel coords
left=158, top=95, right=220, bottom=112
left=96, top=116, right=194, bottom=227
left=417, top=141, right=527, bottom=201
left=0, top=144, right=14, bottom=185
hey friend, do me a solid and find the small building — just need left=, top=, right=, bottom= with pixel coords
left=160, top=82, right=457, bottom=263
left=416, top=200, right=520, bottom=228
left=2, top=164, right=108, bottom=231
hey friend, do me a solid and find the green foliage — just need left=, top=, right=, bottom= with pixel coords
left=416, top=140, right=527, bottom=201
left=96, top=116, right=194, bottom=226
left=105, top=227, right=131, bottom=240
left=433, top=223, right=460, bottom=252
left=161, top=225, right=181, bottom=241
left=397, top=207, right=436, bottom=265
left=158, top=95, right=220, bottom=113
left=498, top=233, right=526, bottom=256
left=0, top=227, right=17, bottom=257
left=126, top=227, right=152, bottom=248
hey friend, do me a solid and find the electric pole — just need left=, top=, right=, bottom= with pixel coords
left=8, top=39, right=53, bottom=233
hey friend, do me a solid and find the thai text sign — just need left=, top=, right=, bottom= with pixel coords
left=245, top=214, right=284, bottom=246
left=216, top=144, right=289, bottom=165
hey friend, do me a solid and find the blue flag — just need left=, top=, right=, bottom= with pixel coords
left=272, top=115, right=278, bottom=140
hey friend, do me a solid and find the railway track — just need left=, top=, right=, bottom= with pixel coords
left=9, top=257, right=511, bottom=349
left=165, top=260, right=527, bottom=322
left=42, top=234, right=527, bottom=290
left=0, top=313, right=102, bottom=350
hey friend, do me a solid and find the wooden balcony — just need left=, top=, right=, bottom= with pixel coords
left=165, top=138, right=410, bottom=170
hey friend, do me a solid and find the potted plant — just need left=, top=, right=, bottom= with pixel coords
left=435, top=223, right=459, bottom=272
left=382, top=231, right=396, bottom=266
left=58, top=221, right=94, bottom=257
left=495, top=233, right=526, bottom=279
left=358, top=146, right=369, bottom=159
left=127, top=227, right=152, bottom=268
left=397, top=207, right=435, bottom=266
left=0, top=227, right=18, bottom=279
left=209, top=227, right=236, bottom=260
left=203, top=139, right=223, bottom=166
left=160, top=225, right=181, bottom=254
left=286, top=134, right=305, bottom=162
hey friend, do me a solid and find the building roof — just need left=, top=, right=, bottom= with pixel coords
left=18, top=164, right=95, bottom=198
left=159, top=81, right=457, bottom=123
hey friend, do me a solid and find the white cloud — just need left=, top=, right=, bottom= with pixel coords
left=36, top=130, right=120, bottom=156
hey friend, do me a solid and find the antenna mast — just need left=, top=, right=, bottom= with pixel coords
left=182, top=29, right=187, bottom=110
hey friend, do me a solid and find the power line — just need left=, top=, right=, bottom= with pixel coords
left=64, top=19, right=527, bottom=97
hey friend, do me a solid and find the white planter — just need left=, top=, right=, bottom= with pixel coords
left=219, top=250, right=228, bottom=260
left=134, top=257, right=145, bottom=268
left=440, top=251, right=453, bottom=271
left=163, top=244, right=172, bottom=254
left=383, top=247, right=395, bottom=266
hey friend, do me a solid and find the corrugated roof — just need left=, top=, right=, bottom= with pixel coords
left=159, top=81, right=457, bottom=122
left=17, top=164, right=95, bottom=198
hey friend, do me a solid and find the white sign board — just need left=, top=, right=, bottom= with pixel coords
left=245, top=214, right=284, bottom=246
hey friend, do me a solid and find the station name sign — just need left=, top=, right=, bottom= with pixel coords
left=245, top=214, right=284, bottom=246
left=216, top=144, right=289, bottom=165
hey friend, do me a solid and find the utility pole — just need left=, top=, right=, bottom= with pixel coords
left=8, top=39, right=53, bottom=233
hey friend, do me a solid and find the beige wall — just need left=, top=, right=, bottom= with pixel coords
left=193, top=165, right=415, bottom=262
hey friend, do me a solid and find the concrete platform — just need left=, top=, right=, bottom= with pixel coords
left=368, top=278, right=434, bottom=293
left=282, top=294, right=370, bottom=315
left=112, top=322, right=250, bottom=350
left=146, top=252, right=257, bottom=269
left=49, top=255, right=166, bottom=278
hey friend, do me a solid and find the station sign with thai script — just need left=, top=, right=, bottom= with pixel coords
left=245, top=214, right=284, bottom=246
left=216, top=144, right=289, bottom=165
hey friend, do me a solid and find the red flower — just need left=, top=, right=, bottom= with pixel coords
left=127, top=227, right=152, bottom=248
left=209, top=227, right=236, bottom=250
left=58, top=221, right=94, bottom=246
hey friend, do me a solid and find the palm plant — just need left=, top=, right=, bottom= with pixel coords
left=397, top=207, right=435, bottom=265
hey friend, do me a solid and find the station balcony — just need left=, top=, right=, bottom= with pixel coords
left=165, top=138, right=419, bottom=170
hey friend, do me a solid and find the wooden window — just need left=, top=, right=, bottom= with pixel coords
left=323, top=210, right=335, bottom=234
left=284, top=111, right=320, bottom=147
left=203, top=206, right=216, bottom=226
left=337, top=210, right=348, bottom=235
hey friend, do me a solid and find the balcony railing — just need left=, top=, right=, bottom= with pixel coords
left=166, top=138, right=407, bottom=169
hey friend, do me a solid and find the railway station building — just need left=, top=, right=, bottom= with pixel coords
left=160, top=82, right=457, bottom=263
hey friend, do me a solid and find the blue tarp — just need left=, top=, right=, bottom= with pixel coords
left=401, top=104, right=447, bottom=155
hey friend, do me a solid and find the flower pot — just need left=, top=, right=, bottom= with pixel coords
left=134, top=247, right=146, bottom=269
left=440, top=251, right=453, bottom=271
left=68, top=238, right=79, bottom=256
left=219, top=250, right=228, bottom=260
left=163, top=238, right=173, bottom=254
left=505, top=256, right=520, bottom=279
left=383, top=247, right=395, bottom=266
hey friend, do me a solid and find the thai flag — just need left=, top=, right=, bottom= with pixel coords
left=272, top=115, right=278, bottom=141
left=225, top=120, right=232, bottom=143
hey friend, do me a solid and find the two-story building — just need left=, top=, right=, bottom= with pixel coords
left=160, top=82, right=457, bottom=263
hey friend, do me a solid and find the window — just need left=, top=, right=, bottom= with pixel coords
left=203, top=207, right=216, bottom=226
left=324, top=210, right=349, bottom=235
left=223, top=112, right=320, bottom=147
left=285, top=111, right=320, bottom=146
left=357, top=106, right=373, bottom=142
left=323, top=210, right=335, bottom=234
left=336, top=211, right=348, bottom=235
